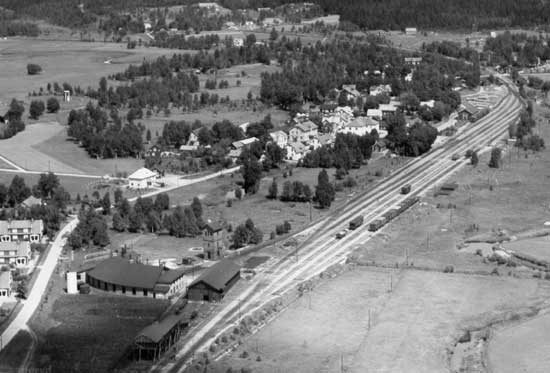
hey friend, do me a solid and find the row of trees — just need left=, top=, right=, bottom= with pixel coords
left=1, top=99, right=25, bottom=139
left=385, top=112, right=438, bottom=156
left=0, top=21, right=39, bottom=37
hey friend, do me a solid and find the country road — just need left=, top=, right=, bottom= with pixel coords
left=154, top=84, right=524, bottom=372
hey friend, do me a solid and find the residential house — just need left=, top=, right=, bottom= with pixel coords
left=420, top=100, right=435, bottom=108
left=128, top=168, right=158, bottom=189
left=0, top=219, right=43, bottom=243
left=366, top=109, right=383, bottom=120
left=20, top=195, right=43, bottom=209
left=0, top=241, right=31, bottom=267
left=341, top=84, right=361, bottom=100
left=379, top=104, right=398, bottom=117
left=187, top=259, right=241, bottom=302
left=404, top=57, right=423, bottom=66
left=233, top=38, right=244, bottom=47
left=335, top=106, right=354, bottom=123
left=187, top=131, right=200, bottom=147
left=145, top=145, right=162, bottom=159
left=269, top=130, right=288, bottom=148
left=262, top=17, right=283, bottom=27
left=372, top=139, right=386, bottom=153
left=0, top=271, right=11, bottom=298
left=202, top=221, right=226, bottom=260
left=457, top=102, right=480, bottom=121
left=369, top=84, right=392, bottom=97
left=318, top=133, right=334, bottom=147
left=339, top=117, right=380, bottom=137
left=239, top=122, right=250, bottom=134
left=405, top=27, right=417, bottom=36
left=286, top=142, right=308, bottom=162
left=289, top=121, right=318, bottom=143
left=143, top=22, right=152, bottom=31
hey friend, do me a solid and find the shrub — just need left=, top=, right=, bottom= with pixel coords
left=443, top=265, right=454, bottom=273
left=46, top=97, right=60, bottom=113
left=27, top=63, right=42, bottom=75
left=235, top=187, right=242, bottom=200
left=239, top=351, right=249, bottom=359
left=227, top=199, right=233, bottom=207
left=29, top=100, right=45, bottom=119
left=276, top=224, right=284, bottom=235
left=256, top=355, right=262, bottom=361
left=270, top=231, right=276, bottom=239
left=491, top=267, right=499, bottom=276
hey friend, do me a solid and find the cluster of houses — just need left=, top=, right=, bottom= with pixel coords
left=0, top=219, right=44, bottom=299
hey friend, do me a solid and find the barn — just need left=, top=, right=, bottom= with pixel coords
left=187, top=259, right=240, bottom=302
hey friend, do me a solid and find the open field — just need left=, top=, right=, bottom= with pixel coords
left=0, top=171, right=97, bottom=198
left=503, top=237, right=550, bottom=262
left=30, top=294, right=168, bottom=372
left=380, top=30, right=486, bottom=52
left=350, top=271, right=550, bottom=372
left=213, top=269, right=550, bottom=373
left=0, top=38, right=185, bottom=105
left=0, top=330, right=32, bottom=371
left=489, top=312, right=550, bottom=373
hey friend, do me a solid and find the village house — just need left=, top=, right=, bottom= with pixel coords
left=0, top=270, right=11, bottom=298
left=341, top=84, right=361, bottom=100
left=20, top=195, right=43, bottom=209
left=238, top=122, right=250, bottom=133
left=405, top=27, right=417, bottom=36
left=187, top=131, right=200, bottom=147
left=286, top=142, right=309, bottom=162
left=379, top=103, right=398, bottom=117
left=233, top=37, right=244, bottom=47
left=202, top=221, right=226, bottom=260
left=289, top=121, right=318, bottom=143
left=366, top=109, right=383, bottom=120
left=262, top=17, right=283, bottom=27
left=128, top=168, right=158, bottom=189
left=334, top=106, right=354, bottom=123
left=369, top=84, right=392, bottom=97
left=0, top=241, right=31, bottom=267
left=404, top=57, right=423, bottom=66
left=0, top=219, right=43, bottom=243
left=338, top=117, right=380, bottom=137
left=145, top=145, right=162, bottom=159
left=420, top=100, right=435, bottom=108
left=186, top=259, right=241, bottom=302
left=269, top=130, right=288, bottom=148
left=229, top=137, right=259, bottom=159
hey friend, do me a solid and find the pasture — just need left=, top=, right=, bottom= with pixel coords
left=503, top=236, right=550, bottom=262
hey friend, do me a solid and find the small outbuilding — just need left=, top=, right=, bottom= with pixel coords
left=133, top=313, right=189, bottom=361
left=0, top=270, right=12, bottom=298
left=187, top=259, right=240, bottom=302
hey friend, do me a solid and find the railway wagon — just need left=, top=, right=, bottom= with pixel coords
left=349, top=216, right=364, bottom=230
left=368, top=218, right=386, bottom=232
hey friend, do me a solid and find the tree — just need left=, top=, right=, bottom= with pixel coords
left=46, top=97, right=60, bottom=113
left=232, top=224, right=250, bottom=249
left=270, top=27, right=279, bottom=41
left=235, top=187, right=243, bottom=200
left=0, top=184, right=7, bottom=207
left=112, top=212, right=126, bottom=232
left=191, top=197, right=203, bottom=221
left=488, top=147, right=502, bottom=168
left=241, top=153, right=262, bottom=194
left=114, top=188, right=123, bottom=204
left=37, top=172, right=59, bottom=199
left=154, top=193, right=170, bottom=211
left=29, top=100, right=45, bottom=119
left=267, top=179, right=278, bottom=199
left=51, top=186, right=70, bottom=211
left=315, top=169, right=335, bottom=209
left=101, top=192, right=111, bottom=215
left=146, top=129, right=152, bottom=142
left=8, top=175, right=31, bottom=206
left=27, top=63, right=42, bottom=75
left=118, top=198, right=131, bottom=217
left=127, top=209, right=144, bottom=233
left=145, top=210, right=162, bottom=233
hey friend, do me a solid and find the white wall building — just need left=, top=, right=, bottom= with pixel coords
left=128, top=168, right=157, bottom=189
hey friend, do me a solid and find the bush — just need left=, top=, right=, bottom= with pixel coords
left=27, top=63, right=42, bottom=75
left=46, top=97, right=60, bottom=113
left=29, top=100, right=45, bottom=119
left=491, top=267, right=500, bottom=276
left=276, top=224, right=284, bottom=235
left=443, top=265, right=454, bottom=273
left=239, top=351, right=249, bottom=359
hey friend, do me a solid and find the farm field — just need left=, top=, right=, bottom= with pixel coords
left=0, top=330, right=32, bottom=371
left=488, top=312, right=550, bottom=373
left=503, top=236, right=550, bottom=262
left=350, top=271, right=550, bottom=373
left=0, top=38, right=185, bottom=106
left=30, top=293, right=168, bottom=372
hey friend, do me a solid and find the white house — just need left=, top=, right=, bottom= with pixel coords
left=286, top=142, right=308, bottom=161
left=366, top=109, right=383, bottom=120
left=187, top=131, right=200, bottom=147
left=143, top=22, right=152, bottom=31
left=229, top=137, right=259, bottom=159
left=289, top=121, right=318, bottom=143
left=339, top=117, right=379, bottom=136
left=405, top=27, right=417, bottom=36
left=0, top=219, right=43, bottom=243
left=0, top=241, right=31, bottom=267
left=341, top=84, right=361, bottom=100
left=379, top=104, right=398, bottom=117
left=128, top=168, right=157, bottom=189
left=233, top=38, right=244, bottom=47
left=263, top=17, right=283, bottom=26
left=404, top=57, right=422, bottom=66
left=334, top=106, right=354, bottom=123
left=369, top=84, right=392, bottom=96
left=420, top=100, right=435, bottom=108
left=0, top=271, right=11, bottom=298
left=239, top=122, right=250, bottom=133
left=269, top=130, right=288, bottom=148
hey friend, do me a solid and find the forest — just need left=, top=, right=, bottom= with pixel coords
left=484, top=32, right=550, bottom=67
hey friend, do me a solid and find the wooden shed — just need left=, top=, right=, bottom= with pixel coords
left=187, top=259, right=240, bottom=302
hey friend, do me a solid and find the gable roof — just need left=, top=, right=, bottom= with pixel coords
left=0, top=220, right=43, bottom=235
left=21, top=195, right=43, bottom=207
left=295, top=121, right=317, bottom=133
left=204, top=221, right=223, bottom=233
left=87, top=257, right=163, bottom=290
left=366, top=109, right=383, bottom=118
left=128, top=168, right=157, bottom=180
left=189, top=259, right=240, bottom=292
left=0, top=271, right=10, bottom=289
left=136, top=313, right=188, bottom=344
left=379, top=104, right=397, bottom=112
left=459, top=102, right=480, bottom=115
left=270, top=130, right=287, bottom=140
left=346, top=117, right=378, bottom=128
left=0, top=241, right=31, bottom=257
left=232, top=137, right=258, bottom=149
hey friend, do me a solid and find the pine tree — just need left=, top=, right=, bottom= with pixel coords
left=101, top=192, right=111, bottom=215
left=267, top=179, right=278, bottom=199
left=315, top=169, right=335, bottom=209
left=112, top=212, right=126, bottom=232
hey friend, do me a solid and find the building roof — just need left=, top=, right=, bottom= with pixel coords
left=379, top=104, right=397, bottom=112
left=87, top=257, right=163, bottom=290
left=270, top=130, right=287, bottom=140
left=366, top=109, right=383, bottom=118
left=346, top=117, right=378, bottom=128
left=295, top=121, right=317, bottom=133
left=0, top=241, right=31, bottom=257
left=157, top=267, right=189, bottom=285
left=404, top=57, right=423, bottom=62
left=342, top=84, right=361, bottom=97
left=289, top=142, right=308, bottom=153
left=189, top=259, right=240, bottom=292
left=459, top=102, right=480, bottom=115
left=0, top=271, right=10, bottom=289
left=232, top=137, right=258, bottom=149
left=136, top=313, right=188, bottom=344
left=204, top=221, right=223, bottom=233
left=21, top=195, right=42, bottom=207
left=128, top=168, right=157, bottom=181
left=0, top=220, right=43, bottom=235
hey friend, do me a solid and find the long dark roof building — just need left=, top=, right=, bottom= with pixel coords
left=187, top=259, right=240, bottom=302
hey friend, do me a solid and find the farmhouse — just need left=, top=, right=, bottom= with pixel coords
left=202, top=221, right=226, bottom=260
left=457, top=102, right=480, bottom=121
left=0, top=270, right=12, bottom=298
left=133, top=313, right=189, bottom=361
left=366, top=109, right=383, bottom=120
left=229, top=137, right=259, bottom=159
left=404, top=57, right=423, bottom=66
left=85, top=257, right=187, bottom=299
left=379, top=104, right=398, bottom=117
left=0, top=219, right=43, bottom=242
left=342, top=84, right=361, bottom=100
left=128, top=167, right=157, bottom=189
left=20, top=195, right=43, bottom=209
left=339, top=117, right=379, bottom=136
left=405, top=27, right=417, bottom=35
left=269, top=130, right=288, bottom=148
left=289, top=121, right=318, bottom=143
left=187, top=259, right=241, bottom=302
left=0, top=241, right=31, bottom=267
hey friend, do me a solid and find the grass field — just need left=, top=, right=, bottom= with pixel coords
left=0, top=330, right=32, bottom=371
left=30, top=294, right=168, bottom=372
left=0, top=171, right=98, bottom=198
left=503, top=236, right=550, bottom=262
left=489, top=312, right=550, bottom=373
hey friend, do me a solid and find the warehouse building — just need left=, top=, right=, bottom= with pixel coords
left=187, top=259, right=240, bottom=302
